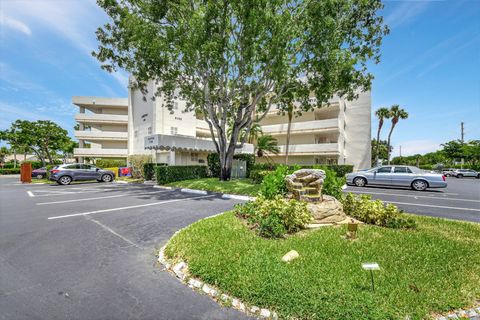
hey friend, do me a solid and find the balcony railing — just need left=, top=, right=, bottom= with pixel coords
left=261, top=118, right=339, bottom=135
left=74, top=131, right=128, bottom=141
left=74, top=148, right=128, bottom=157
left=75, top=113, right=128, bottom=124
left=276, top=143, right=339, bottom=155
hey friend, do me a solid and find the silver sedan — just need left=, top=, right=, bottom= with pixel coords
left=346, top=165, right=447, bottom=191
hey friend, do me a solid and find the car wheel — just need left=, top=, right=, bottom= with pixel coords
left=36, top=174, right=44, bottom=179
left=476, top=174, right=480, bottom=179
left=58, top=176, right=72, bottom=185
left=456, top=174, right=463, bottom=179
left=353, top=177, right=367, bottom=187
left=412, top=179, right=428, bottom=191
left=101, top=174, right=113, bottom=183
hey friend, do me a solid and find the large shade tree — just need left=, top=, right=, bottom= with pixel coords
left=94, top=0, right=388, bottom=180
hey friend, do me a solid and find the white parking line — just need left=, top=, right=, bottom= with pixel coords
left=27, top=191, right=35, bottom=198
left=85, top=216, right=141, bottom=249
left=385, top=201, right=480, bottom=212
left=47, top=195, right=216, bottom=220
left=345, top=190, right=480, bottom=202
left=33, top=189, right=116, bottom=197
left=36, top=190, right=172, bottom=205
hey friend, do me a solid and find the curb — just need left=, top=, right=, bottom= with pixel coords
left=158, top=241, right=278, bottom=320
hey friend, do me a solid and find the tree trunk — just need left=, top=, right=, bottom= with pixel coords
left=386, top=123, right=396, bottom=165
left=374, top=119, right=383, bottom=164
left=285, top=110, right=293, bottom=165
left=219, top=146, right=235, bottom=181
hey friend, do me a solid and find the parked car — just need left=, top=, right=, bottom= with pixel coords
left=31, top=167, right=47, bottom=179
left=452, top=169, right=480, bottom=179
left=442, top=168, right=456, bottom=177
left=49, top=164, right=115, bottom=185
left=346, top=165, right=447, bottom=191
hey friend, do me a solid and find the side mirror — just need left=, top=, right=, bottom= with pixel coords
left=96, top=168, right=100, bottom=171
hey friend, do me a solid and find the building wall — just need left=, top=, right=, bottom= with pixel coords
left=344, top=91, right=371, bottom=169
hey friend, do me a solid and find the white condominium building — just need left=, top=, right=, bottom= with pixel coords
left=73, top=96, right=129, bottom=162
left=73, top=82, right=371, bottom=170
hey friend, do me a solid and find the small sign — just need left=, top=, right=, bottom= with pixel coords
left=362, top=263, right=380, bottom=271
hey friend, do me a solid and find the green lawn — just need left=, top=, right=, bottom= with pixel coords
left=165, top=178, right=260, bottom=196
left=165, top=212, right=480, bottom=319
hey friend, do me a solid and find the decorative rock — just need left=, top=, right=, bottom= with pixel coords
left=456, top=310, right=467, bottom=318
left=250, top=306, right=260, bottom=314
left=467, top=310, right=478, bottom=317
left=285, top=169, right=325, bottom=201
left=188, top=278, right=203, bottom=289
left=281, top=250, right=299, bottom=262
left=260, top=308, right=271, bottom=318
left=437, top=317, right=447, bottom=320
left=272, top=311, right=279, bottom=320
left=232, top=299, right=245, bottom=311
left=220, top=294, right=230, bottom=302
left=447, top=314, right=459, bottom=319
left=202, top=284, right=218, bottom=297
left=173, top=262, right=187, bottom=280
left=306, top=195, right=346, bottom=223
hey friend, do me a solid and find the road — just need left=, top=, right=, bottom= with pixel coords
left=344, top=177, right=480, bottom=223
left=0, top=176, right=250, bottom=320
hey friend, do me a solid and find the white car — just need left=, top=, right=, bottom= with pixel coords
left=452, top=169, right=480, bottom=179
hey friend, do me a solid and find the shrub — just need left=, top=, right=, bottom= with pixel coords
left=342, top=193, right=416, bottom=229
left=207, top=153, right=255, bottom=178
left=250, top=164, right=354, bottom=178
left=96, top=159, right=127, bottom=168
left=128, top=154, right=152, bottom=179
left=313, top=165, right=346, bottom=200
left=0, top=168, right=21, bottom=175
left=258, top=165, right=291, bottom=199
left=155, top=165, right=208, bottom=184
left=143, top=163, right=167, bottom=181
left=45, top=164, right=56, bottom=179
left=249, top=169, right=271, bottom=184
left=234, top=196, right=312, bottom=238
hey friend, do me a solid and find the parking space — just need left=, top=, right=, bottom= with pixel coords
left=0, top=176, right=250, bottom=320
left=344, top=177, right=480, bottom=223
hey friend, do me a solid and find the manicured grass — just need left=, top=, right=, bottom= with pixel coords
left=165, top=212, right=480, bottom=319
left=165, top=178, right=260, bottom=196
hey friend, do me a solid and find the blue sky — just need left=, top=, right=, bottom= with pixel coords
left=0, top=0, right=479, bottom=156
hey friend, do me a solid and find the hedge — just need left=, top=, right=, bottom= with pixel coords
left=144, top=163, right=168, bottom=181
left=250, top=163, right=354, bottom=178
left=155, top=165, right=208, bottom=184
left=96, top=159, right=127, bottom=168
left=0, top=168, right=21, bottom=175
left=207, top=153, right=255, bottom=178
left=249, top=169, right=271, bottom=184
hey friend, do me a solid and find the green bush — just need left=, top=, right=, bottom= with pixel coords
left=313, top=165, right=346, bottom=199
left=258, top=165, right=292, bottom=199
left=143, top=163, right=167, bottom=181
left=234, top=195, right=312, bottom=238
left=0, top=168, right=21, bottom=174
left=250, top=164, right=354, bottom=178
left=342, top=193, right=416, bottom=229
left=96, top=159, right=127, bottom=168
left=45, top=164, right=56, bottom=179
left=155, top=165, right=208, bottom=184
left=128, top=154, right=152, bottom=179
left=207, top=153, right=255, bottom=178
left=249, top=169, right=271, bottom=184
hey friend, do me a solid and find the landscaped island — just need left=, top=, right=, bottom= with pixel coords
left=164, top=212, right=480, bottom=319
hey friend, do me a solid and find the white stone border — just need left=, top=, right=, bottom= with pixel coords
left=158, top=220, right=277, bottom=320
left=435, top=306, right=480, bottom=320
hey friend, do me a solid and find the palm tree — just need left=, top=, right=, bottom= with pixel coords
left=386, top=105, right=408, bottom=164
left=256, top=135, right=280, bottom=162
left=374, top=107, right=390, bottom=164
left=284, top=103, right=294, bottom=165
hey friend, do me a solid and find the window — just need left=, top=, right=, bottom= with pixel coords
left=191, top=153, right=199, bottom=162
left=377, top=167, right=392, bottom=173
left=170, top=127, right=178, bottom=135
left=147, top=126, right=152, bottom=134
left=393, top=167, right=408, bottom=173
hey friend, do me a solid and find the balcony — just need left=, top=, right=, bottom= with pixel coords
left=75, top=113, right=128, bottom=124
left=74, top=130, right=128, bottom=141
left=262, top=118, right=339, bottom=135
left=276, top=143, right=339, bottom=155
left=74, top=148, right=128, bottom=158
left=72, top=96, right=128, bottom=109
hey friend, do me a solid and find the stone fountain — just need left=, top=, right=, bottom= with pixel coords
left=285, top=169, right=346, bottom=224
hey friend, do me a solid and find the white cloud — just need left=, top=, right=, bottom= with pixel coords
left=384, top=1, right=430, bottom=29
left=2, top=0, right=127, bottom=90
left=394, top=139, right=442, bottom=157
left=0, top=15, right=32, bottom=36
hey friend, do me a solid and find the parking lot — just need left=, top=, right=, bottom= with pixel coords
left=0, top=176, right=250, bottom=320
left=1, top=175, right=478, bottom=320
left=344, top=177, right=480, bottom=223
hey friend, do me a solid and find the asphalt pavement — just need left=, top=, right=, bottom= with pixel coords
left=0, top=176, right=250, bottom=320
left=344, top=177, right=480, bottom=223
